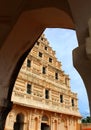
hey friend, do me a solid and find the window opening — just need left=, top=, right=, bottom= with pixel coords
left=45, top=89, right=49, bottom=99
left=41, top=37, right=43, bottom=40
left=39, top=52, right=42, bottom=57
left=55, top=72, right=58, bottom=80
left=72, top=99, right=74, bottom=106
left=42, top=67, right=46, bottom=74
left=60, top=95, right=63, bottom=103
left=27, top=83, right=31, bottom=94
left=37, top=41, right=40, bottom=46
left=45, top=46, right=47, bottom=50
left=49, top=57, right=52, bottom=63
left=27, top=59, right=31, bottom=67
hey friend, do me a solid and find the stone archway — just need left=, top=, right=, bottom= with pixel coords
left=41, top=115, right=50, bottom=130
left=41, top=123, right=50, bottom=130
left=0, top=1, right=91, bottom=130
left=14, top=113, right=24, bottom=130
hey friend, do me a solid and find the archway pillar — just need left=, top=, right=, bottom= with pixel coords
left=73, top=44, right=91, bottom=115
left=73, top=18, right=91, bottom=115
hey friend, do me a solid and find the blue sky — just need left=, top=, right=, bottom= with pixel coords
left=44, top=28, right=90, bottom=117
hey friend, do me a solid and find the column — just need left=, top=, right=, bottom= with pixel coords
left=51, top=118, right=54, bottom=130
left=31, top=116, right=35, bottom=130
left=38, top=116, right=41, bottom=130
left=28, top=113, right=32, bottom=130
left=5, top=112, right=15, bottom=130
left=58, top=119, right=61, bottom=130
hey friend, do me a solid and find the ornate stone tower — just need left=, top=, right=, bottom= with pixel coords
left=5, top=34, right=81, bottom=130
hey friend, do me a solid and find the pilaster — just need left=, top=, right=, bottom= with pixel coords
left=31, top=116, right=35, bottom=130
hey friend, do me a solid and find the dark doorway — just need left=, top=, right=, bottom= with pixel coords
left=41, top=123, right=50, bottom=130
left=14, top=113, right=24, bottom=130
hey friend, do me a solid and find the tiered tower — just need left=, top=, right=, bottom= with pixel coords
left=5, top=34, right=81, bottom=130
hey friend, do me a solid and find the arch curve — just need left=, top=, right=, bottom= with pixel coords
left=26, top=7, right=75, bottom=29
